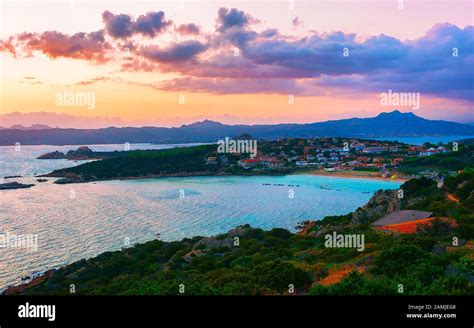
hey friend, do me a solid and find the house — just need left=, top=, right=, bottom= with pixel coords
left=295, top=161, right=308, bottom=167
left=372, top=210, right=433, bottom=226
left=239, top=157, right=285, bottom=170
left=350, top=143, right=366, bottom=151
left=238, top=158, right=262, bottom=169
left=419, top=148, right=438, bottom=157
left=389, top=146, right=399, bottom=152
left=206, top=156, right=218, bottom=165
left=372, top=211, right=456, bottom=234
left=267, top=159, right=284, bottom=169
left=362, top=146, right=387, bottom=154
left=356, top=156, right=370, bottom=162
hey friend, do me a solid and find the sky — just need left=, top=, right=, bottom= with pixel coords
left=0, top=0, right=473, bottom=128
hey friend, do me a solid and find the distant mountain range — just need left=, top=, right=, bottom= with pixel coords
left=0, top=124, right=52, bottom=130
left=0, top=111, right=473, bottom=145
left=0, top=111, right=125, bottom=129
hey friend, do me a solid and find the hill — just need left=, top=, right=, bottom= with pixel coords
left=1, top=111, right=473, bottom=145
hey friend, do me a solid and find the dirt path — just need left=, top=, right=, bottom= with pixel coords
left=446, top=192, right=460, bottom=204
left=317, top=265, right=364, bottom=286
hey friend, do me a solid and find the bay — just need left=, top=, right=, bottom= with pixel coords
left=0, top=144, right=401, bottom=289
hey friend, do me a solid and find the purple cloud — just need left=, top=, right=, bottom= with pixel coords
left=14, top=30, right=110, bottom=62
left=141, top=41, right=208, bottom=63
left=102, top=11, right=134, bottom=38
left=176, top=23, right=200, bottom=35
left=216, top=8, right=255, bottom=32
left=135, top=11, right=171, bottom=37
left=102, top=10, right=171, bottom=38
left=158, top=77, right=312, bottom=95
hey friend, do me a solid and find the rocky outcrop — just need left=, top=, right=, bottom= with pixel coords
left=37, top=146, right=95, bottom=160
left=54, top=177, right=86, bottom=184
left=193, top=236, right=234, bottom=251
left=2, top=270, right=56, bottom=295
left=37, top=151, right=66, bottom=159
left=351, top=189, right=403, bottom=225
left=65, top=146, right=94, bottom=160
left=191, top=225, right=252, bottom=251
left=0, top=181, right=34, bottom=190
left=177, top=225, right=253, bottom=263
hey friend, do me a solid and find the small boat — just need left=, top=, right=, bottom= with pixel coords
left=21, top=276, right=31, bottom=282
left=21, top=271, right=41, bottom=283
left=31, top=271, right=42, bottom=279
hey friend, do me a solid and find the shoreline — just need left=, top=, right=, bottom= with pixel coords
left=40, top=169, right=407, bottom=185
left=296, top=170, right=407, bottom=183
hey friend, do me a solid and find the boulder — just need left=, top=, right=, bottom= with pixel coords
left=66, top=146, right=94, bottom=160
left=0, top=182, right=34, bottom=190
left=37, top=151, right=66, bottom=159
left=351, top=189, right=402, bottom=225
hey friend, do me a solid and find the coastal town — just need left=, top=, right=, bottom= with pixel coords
left=206, top=136, right=456, bottom=180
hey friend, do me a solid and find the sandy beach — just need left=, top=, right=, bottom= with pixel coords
left=299, top=170, right=408, bottom=183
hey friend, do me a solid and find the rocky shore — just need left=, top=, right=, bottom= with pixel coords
left=0, top=181, right=35, bottom=190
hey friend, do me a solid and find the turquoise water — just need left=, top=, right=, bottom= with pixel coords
left=0, top=143, right=207, bottom=178
left=0, top=144, right=401, bottom=289
left=372, top=135, right=472, bottom=145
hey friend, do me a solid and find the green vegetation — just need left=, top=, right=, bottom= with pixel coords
left=400, top=144, right=474, bottom=174
left=49, top=145, right=221, bottom=180
left=399, top=172, right=474, bottom=240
